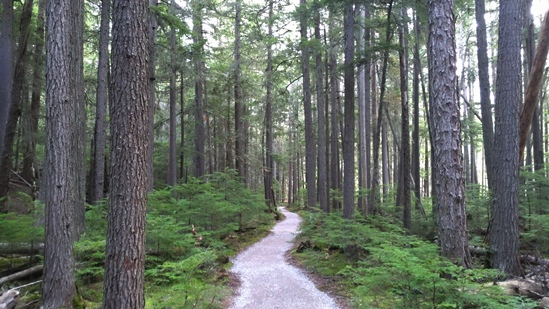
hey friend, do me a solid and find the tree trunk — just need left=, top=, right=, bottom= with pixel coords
left=315, top=4, right=328, bottom=213
left=234, top=0, right=246, bottom=181
left=357, top=4, right=370, bottom=215
left=264, top=0, right=275, bottom=208
left=329, top=11, right=340, bottom=212
left=428, top=0, right=471, bottom=268
left=90, top=0, right=110, bottom=204
left=519, top=10, right=549, bottom=163
left=168, top=4, right=177, bottom=186
left=489, top=0, right=523, bottom=276
left=300, top=0, right=317, bottom=209
left=193, top=0, right=205, bottom=178
left=412, top=11, right=422, bottom=209
left=103, top=0, right=150, bottom=306
left=147, top=0, right=157, bottom=190
left=180, top=72, right=186, bottom=181
left=399, top=7, right=411, bottom=230
left=0, top=0, right=14, bottom=165
left=42, top=0, right=80, bottom=304
left=342, top=3, right=355, bottom=219
left=0, top=0, right=33, bottom=206
left=474, top=0, right=495, bottom=190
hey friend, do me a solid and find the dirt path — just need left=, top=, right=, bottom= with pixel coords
left=228, top=207, right=340, bottom=309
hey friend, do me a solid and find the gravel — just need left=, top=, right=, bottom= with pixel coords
left=229, top=207, right=340, bottom=309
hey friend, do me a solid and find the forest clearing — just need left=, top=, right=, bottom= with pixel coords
left=2, top=0, right=549, bottom=307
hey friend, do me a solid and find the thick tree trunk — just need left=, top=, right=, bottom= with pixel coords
left=428, top=0, right=471, bottom=268
left=490, top=0, right=522, bottom=276
left=342, top=3, right=355, bottom=219
left=42, top=0, right=81, bottom=304
left=103, top=0, right=150, bottom=306
left=0, top=0, right=14, bottom=163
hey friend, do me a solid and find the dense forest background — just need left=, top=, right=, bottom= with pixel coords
left=2, top=0, right=549, bottom=307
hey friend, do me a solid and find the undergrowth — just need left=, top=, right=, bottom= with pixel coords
left=293, top=211, right=534, bottom=309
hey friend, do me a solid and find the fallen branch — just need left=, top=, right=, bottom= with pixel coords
left=0, top=289, right=19, bottom=309
left=0, top=265, right=43, bottom=286
left=0, top=243, right=43, bottom=255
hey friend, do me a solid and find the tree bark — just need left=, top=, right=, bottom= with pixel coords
left=168, top=3, right=177, bottom=186
left=264, top=0, right=275, bottom=208
left=234, top=0, right=246, bottom=182
left=90, top=0, right=110, bottom=204
left=193, top=0, right=205, bottom=179
left=428, top=0, right=471, bottom=268
left=103, top=0, right=150, bottom=306
left=0, top=0, right=14, bottom=163
left=412, top=11, right=422, bottom=210
left=489, top=0, right=522, bottom=276
left=399, top=7, right=411, bottom=230
left=329, top=11, right=340, bottom=212
left=148, top=0, right=157, bottom=190
left=519, top=10, right=549, bottom=163
left=342, top=3, right=355, bottom=219
left=315, top=4, right=328, bottom=213
left=300, top=0, right=317, bottom=209
left=42, top=0, right=80, bottom=304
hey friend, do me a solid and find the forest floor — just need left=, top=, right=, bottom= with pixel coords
left=225, top=207, right=351, bottom=309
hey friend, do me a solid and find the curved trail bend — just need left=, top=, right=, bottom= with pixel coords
left=229, top=207, right=339, bottom=309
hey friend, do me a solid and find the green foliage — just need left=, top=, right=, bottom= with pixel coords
left=0, top=195, right=43, bottom=244
left=295, top=211, right=520, bottom=309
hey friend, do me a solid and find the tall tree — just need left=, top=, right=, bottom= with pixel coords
left=489, top=0, right=524, bottom=276
left=148, top=0, right=157, bottom=190
left=264, top=0, right=276, bottom=208
left=0, top=0, right=34, bottom=205
left=474, top=0, right=495, bottom=190
left=42, top=0, right=83, bottom=304
left=193, top=0, right=206, bottom=178
left=399, top=8, right=411, bottom=230
left=329, top=11, right=340, bottom=212
left=22, top=0, right=45, bottom=186
left=102, top=0, right=150, bottom=306
left=90, top=0, right=111, bottom=204
left=357, top=4, right=369, bottom=214
left=412, top=11, right=422, bottom=209
left=167, top=1, right=178, bottom=186
left=299, top=0, right=317, bottom=209
left=428, top=0, right=471, bottom=268
left=314, top=3, right=328, bottom=212
left=234, top=0, right=246, bottom=181
left=0, top=0, right=13, bottom=162
left=342, top=2, right=355, bottom=219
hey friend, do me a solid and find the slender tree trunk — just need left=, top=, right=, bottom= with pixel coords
left=193, top=0, right=205, bottom=178
left=103, top=0, right=150, bottom=306
left=412, top=11, right=422, bottom=209
left=342, top=3, right=355, bottom=219
left=168, top=6, right=177, bottom=186
left=300, top=0, right=317, bottom=209
left=428, top=0, right=471, bottom=268
left=329, top=12, right=340, bottom=212
left=264, top=0, right=275, bottom=208
left=22, top=0, right=45, bottom=187
left=399, top=7, right=411, bottom=230
left=90, top=0, right=110, bottom=204
left=180, top=72, right=185, bottom=181
left=357, top=4, right=370, bottom=214
left=234, top=0, right=245, bottom=181
left=0, top=0, right=33, bottom=205
left=474, top=0, right=495, bottom=190
left=315, top=4, right=328, bottom=212
left=147, top=0, right=157, bottom=189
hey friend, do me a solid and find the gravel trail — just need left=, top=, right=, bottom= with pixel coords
left=229, top=207, right=339, bottom=309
